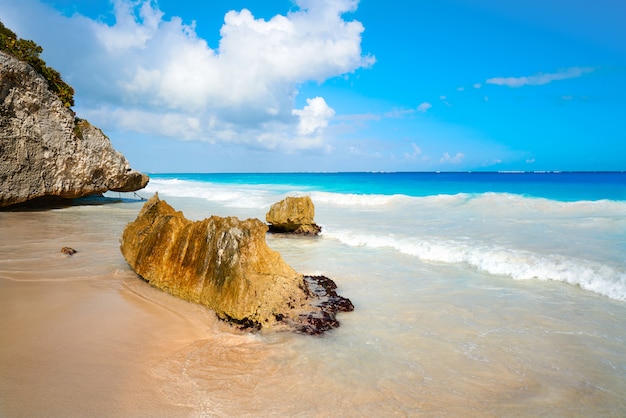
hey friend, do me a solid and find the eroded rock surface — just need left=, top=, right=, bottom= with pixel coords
left=120, top=193, right=352, bottom=334
left=0, top=51, right=148, bottom=208
left=266, top=196, right=321, bottom=235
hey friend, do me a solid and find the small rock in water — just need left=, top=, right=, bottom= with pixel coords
left=289, top=275, right=354, bottom=335
left=266, top=196, right=321, bottom=236
left=61, top=247, right=77, bottom=256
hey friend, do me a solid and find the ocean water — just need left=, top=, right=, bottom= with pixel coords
left=130, top=172, right=626, bottom=415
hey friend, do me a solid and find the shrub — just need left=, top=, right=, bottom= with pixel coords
left=0, top=20, right=75, bottom=108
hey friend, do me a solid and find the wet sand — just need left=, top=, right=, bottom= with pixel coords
left=0, top=202, right=215, bottom=417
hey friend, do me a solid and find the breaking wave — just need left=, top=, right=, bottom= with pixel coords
left=323, top=229, right=626, bottom=301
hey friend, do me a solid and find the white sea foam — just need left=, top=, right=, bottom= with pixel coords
left=310, top=190, right=626, bottom=221
left=146, top=178, right=626, bottom=212
left=323, top=229, right=626, bottom=301
left=309, top=191, right=413, bottom=206
left=143, top=179, right=272, bottom=209
left=463, top=193, right=626, bottom=217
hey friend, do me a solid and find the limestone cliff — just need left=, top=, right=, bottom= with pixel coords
left=266, top=196, right=321, bottom=235
left=0, top=51, right=148, bottom=208
left=120, top=194, right=353, bottom=334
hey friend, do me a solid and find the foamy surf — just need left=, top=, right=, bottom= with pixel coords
left=322, top=229, right=626, bottom=301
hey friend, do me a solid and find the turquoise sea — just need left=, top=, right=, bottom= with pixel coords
left=149, top=171, right=626, bottom=201
left=129, top=171, right=626, bottom=415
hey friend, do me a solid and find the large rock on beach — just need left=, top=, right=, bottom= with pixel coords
left=266, top=196, right=321, bottom=235
left=0, top=51, right=148, bottom=208
left=120, top=193, right=352, bottom=334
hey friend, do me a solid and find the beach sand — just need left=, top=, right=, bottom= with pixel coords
left=0, top=201, right=217, bottom=417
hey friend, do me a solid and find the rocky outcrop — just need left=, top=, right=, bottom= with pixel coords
left=120, top=194, right=352, bottom=334
left=0, top=51, right=148, bottom=208
left=266, top=196, right=321, bottom=235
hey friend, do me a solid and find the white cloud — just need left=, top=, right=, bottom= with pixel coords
left=2, top=0, right=374, bottom=152
left=95, top=1, right=164, bottom=52
left=486, top=67, right=596, bottom=88
left=404, top=143, right=423, bottom=159
left=384, top=108, right=415, bottom=119
left=417, top=102, right=432, bottom=113
left=440, top=152, right=465, bottom=164
left=473, top=83, right=482, bottom=89
left=292, top=97, right=335, bottom=136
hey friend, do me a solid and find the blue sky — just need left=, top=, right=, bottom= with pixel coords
left=1, top=0, right=625, bottom=172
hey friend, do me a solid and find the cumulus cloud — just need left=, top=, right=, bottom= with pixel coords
left=95, top=1, right=164, bottom=53
left=292, top=97, right=335, bottom=136
left=2, top=0, right=374, bottom=151
left=486, top=67, right=596, bottom=88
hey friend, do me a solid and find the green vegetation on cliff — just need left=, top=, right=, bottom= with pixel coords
left=0, top=21, right=74, bottom=108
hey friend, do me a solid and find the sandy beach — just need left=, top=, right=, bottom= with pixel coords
left=0, top=200, right=219, bottom=417
left=2, top=186, right=626, bottom=417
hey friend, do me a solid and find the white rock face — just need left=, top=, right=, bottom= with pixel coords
left=0, top=51, right=148, bottom=207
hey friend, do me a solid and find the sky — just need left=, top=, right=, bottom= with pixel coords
left=1, top=0, right=625, bottom=172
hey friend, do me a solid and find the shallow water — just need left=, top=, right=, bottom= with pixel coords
left=2, top=173, right=626, bottom=416
left=0, top=202, right=214, bottom=416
